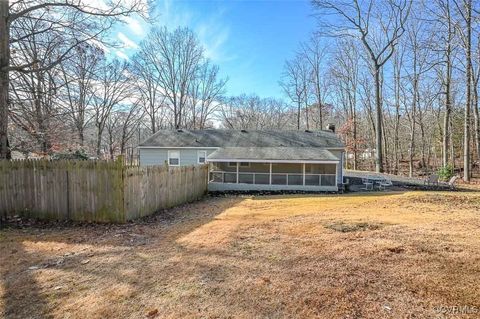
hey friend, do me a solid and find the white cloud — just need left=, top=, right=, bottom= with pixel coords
left=118, top=32, right=138, bottom=49
left=115, top=50, right=129, bottom=60
left=197, top=22, right=233, bottom=62
left=156, top=0, right=234, bottom=63
left=124, top=16, right=144, bottom=36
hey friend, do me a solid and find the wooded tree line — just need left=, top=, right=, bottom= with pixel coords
left=1, top=0, right=479, bottom=179
left=1, top=1, right=228, bottom=160
left=273, top=0, right=479, bottom=180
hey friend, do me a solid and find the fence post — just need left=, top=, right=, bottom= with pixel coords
left=115, top=155, right=126, bottom=223
left=66, top=168, right=70, bottom=220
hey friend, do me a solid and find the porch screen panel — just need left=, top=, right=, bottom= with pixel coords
left=239, top=173, right=254, bottom=184
left=272, top=174, right=287, bottom=185
left=288, top=174, right=303, bottom=185
left=305, top=175, right=320, bottom=186
left=254, top=174, right=269, bottom=184
left=210, top=172, right=223, bottom=183
left=321, top=175, right=336, bottom=186
left=224, top=173, right=237, bottom=183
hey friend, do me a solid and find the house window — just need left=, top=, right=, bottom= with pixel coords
left=228, top=162, right=236, bottom=167
left=168, top=150, right=180, bottom=166
left=197, top=150, right=207, bottom=164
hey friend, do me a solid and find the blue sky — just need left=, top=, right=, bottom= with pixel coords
left=114, top=0, right=317, bottom=98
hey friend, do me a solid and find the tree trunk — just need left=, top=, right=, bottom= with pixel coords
left=409, top=77, right=417, bottom=178
left=409, top=128, right=415, bottom=177
left=442, top=5, right=453, bottom=168
left=109, top=140, right=114, bottom=160
left=0, top=0, right=10, bottom=159
left=96, top=126, right=103, bottom=157
left=393, top=53, right=401, bottom=174
left=353, top=114, right=357, bottom=171
left=305, top=101, right=309, bottom=130
left=314, top=68, right=323, bottom=130
left=464, top=0, right=472, bottom=182
left=78, top=128, right=84, bottom=147
left=374, top=65, right=383, bottom=172
left=473, top=79, right=480, bottom=160
left=443, top=101, right=451, bottom=167
left=297, top=101, right=301, bottom=130
left=150, top=111, right=156, bottom=134
left=450, top=119, right=455, bottom=168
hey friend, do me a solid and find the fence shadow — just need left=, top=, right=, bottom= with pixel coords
left=0, top=196, right=245, bottom=318
left=1, top=240, right=50, bottom=319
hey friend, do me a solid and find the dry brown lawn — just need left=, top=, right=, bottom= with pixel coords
left=2, top=191, right=480, bottom=319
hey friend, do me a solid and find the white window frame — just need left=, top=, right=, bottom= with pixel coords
left=228, top=162, right=236, bottom=167
left=168, top=150, right=180, bottom=166
left=239, top=162, right=250, bottom=167
left=197, top=150, right=207, bottom=164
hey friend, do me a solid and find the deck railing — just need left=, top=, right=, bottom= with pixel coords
left=209, top=171, right=336, bottom=187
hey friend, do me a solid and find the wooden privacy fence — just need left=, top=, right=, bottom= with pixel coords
left=0, top=159, right=208, bottom=223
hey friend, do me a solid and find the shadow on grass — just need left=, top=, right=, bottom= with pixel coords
left=249, top=191, right=408, bottom=200
left=1, top=240, right=50, bottom=319
left=0, top=196, right=246, bottom=318
left=2, top=195, right=480, bottom=317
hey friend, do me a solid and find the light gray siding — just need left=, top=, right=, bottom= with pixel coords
left=140, top=146, right=344, bottom=191
left=140, top=148, right=216, bottom=166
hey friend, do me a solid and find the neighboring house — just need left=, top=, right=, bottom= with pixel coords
left=139, top=129, right=345, bottom=192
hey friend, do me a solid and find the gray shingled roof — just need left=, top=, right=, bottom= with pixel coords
left=207, top=147, right=340, bottom=161
left=139, top=129, right=344, bottom=148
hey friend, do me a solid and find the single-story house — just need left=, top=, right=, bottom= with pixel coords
left=138, top=129, right=345, bottom=192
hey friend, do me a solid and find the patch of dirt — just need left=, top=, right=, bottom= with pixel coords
left=324, top=221, right=385, bottom=232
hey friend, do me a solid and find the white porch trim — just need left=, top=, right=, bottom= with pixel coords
left=138, top=146, right=219, bottom=149
left=207, top=159, right=339, bottom=164
left=208, top=182, right=338, bottom=192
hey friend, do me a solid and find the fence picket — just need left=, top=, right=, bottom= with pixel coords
left=0, top=160, right=208, bottom=223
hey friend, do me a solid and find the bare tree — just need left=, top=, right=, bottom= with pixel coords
left=8, top=17, right=67, bottom=154
left=280, top=54, right=310, bottom=129
left=431, top=0, right=457, bottom=167
left=129, top=50, right=167, bottom=134
left=218, top=95, right=290, bottom=130
left=312, top=0, right=412, bottom=172
left=472, top=36, right=480, bottom=160
left=188, top=60, right=228, bottom=129
left=0, top=0, right=146, bottom=159
left=137, top=27, right=203, bottom=129
left=331, top=39, right=361, bottom=169
left=92, top=59, right=131, bottom=157
left=58, top=43, right=103, bottom=146
left=454, top=0, right=473, bottom=181
left=105, top=101, right=144, bottom=159
left=299, top=35, right=329, bottom=129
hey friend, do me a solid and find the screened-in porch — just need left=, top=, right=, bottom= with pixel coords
left=208, top=161, right=338, bottom=191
